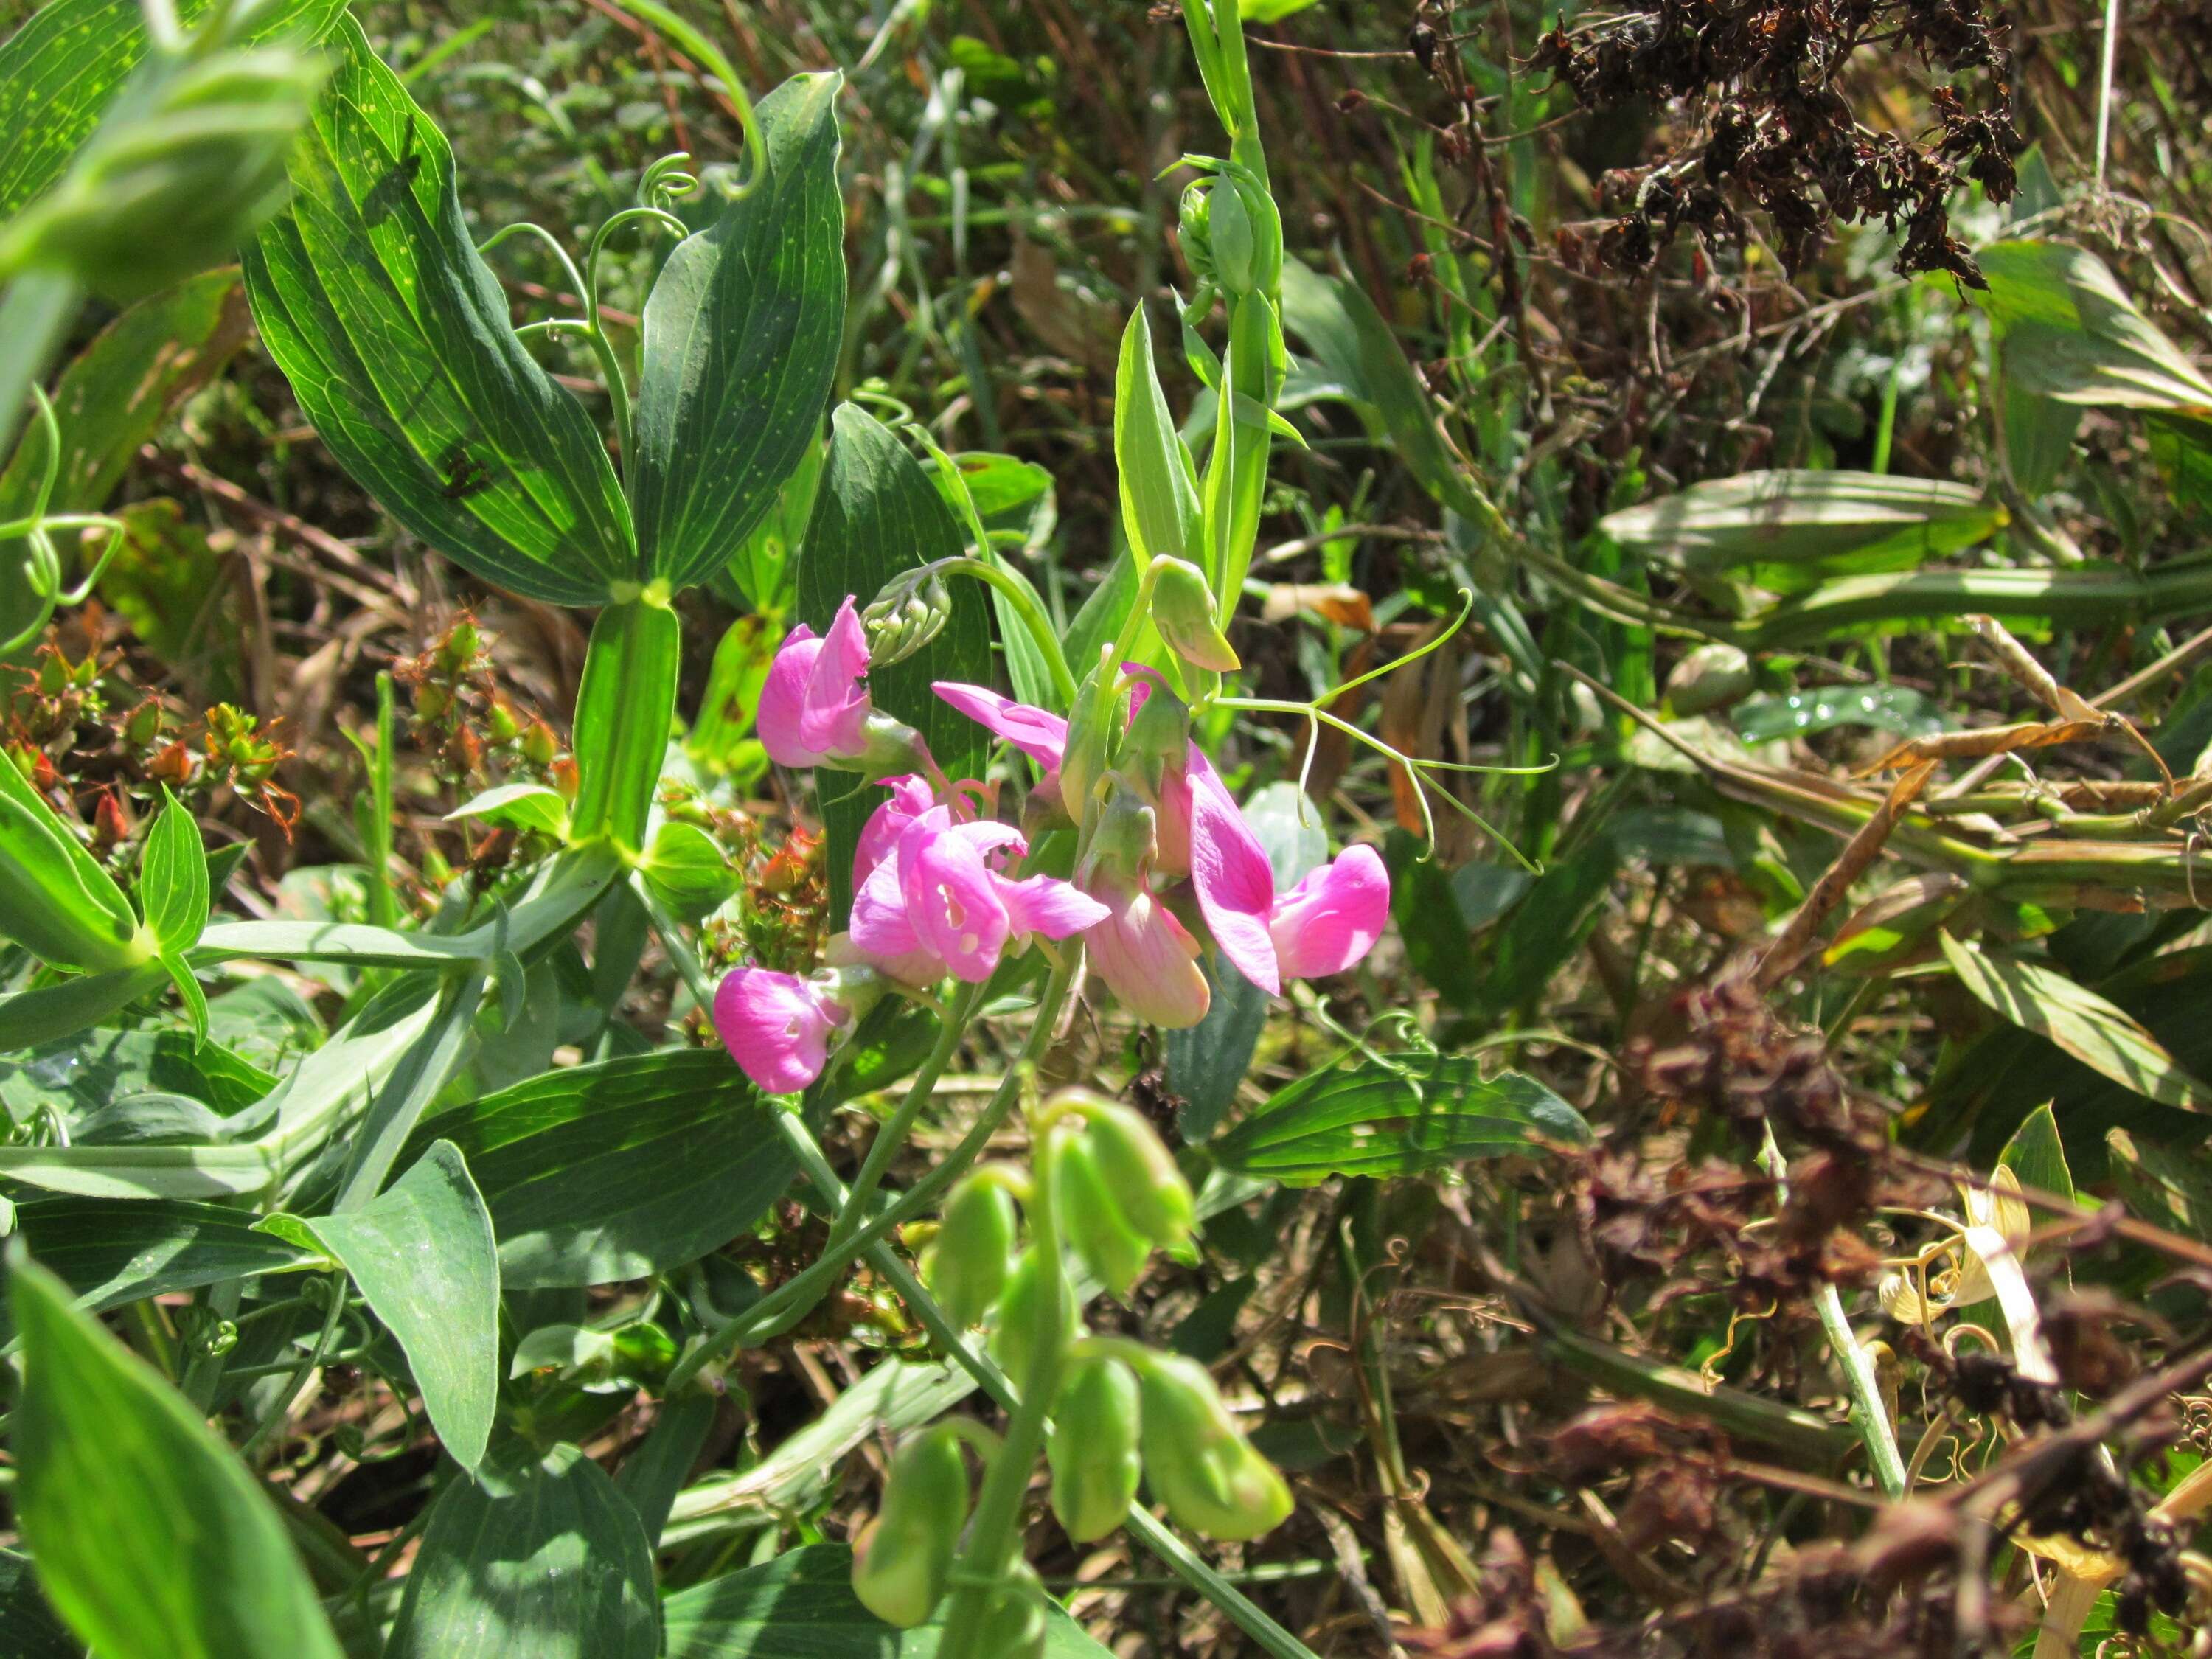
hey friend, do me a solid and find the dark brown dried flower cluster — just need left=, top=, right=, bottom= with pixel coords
left=1536, top=0, right=2024, bottom=285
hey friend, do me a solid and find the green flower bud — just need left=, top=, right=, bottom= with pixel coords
left=851, top=1426, right=969, bottom=1628
left=1178, top=181, right=1214, bottom=285
left=1079, top=1098, right=1194, bottom=1248
left=1206, top=177, right=1257, bottom=296
left=1120, top=683, right=1191, bottom=797
left=1057, top=665, right=1116, bottom=818
left=927, top=1173, right=1018, bottom=1329
left=1085, top=785, right=1158, bottom=886
left=1137, top=1354, right=1292, bottom=1542
left=973, top=1563, right=1048, bottom=1659
left=1057, top=1135, right=1150, bottom=1301
left=0, top=747, right=150, bottom=972
left=1148, top=557, right=1239, bottom=672
left=1663, top=643, right=1754, bottom=716
left=862, top=565, right=956, bottom=668
left=989, top=1246, right=1047, bottom=1386
left=1049, top=1356, right=1142, bottom=1542
left=1, top=46, right=327, bottom=302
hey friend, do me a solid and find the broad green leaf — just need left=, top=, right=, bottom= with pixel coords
left=1600, top=470, right=2003, bottom=594
left=446, top=781, right=570, bottom=838
left=797, top=404, right=992, bottom=925
left=0, top=0, right=348, bottom=219
left=385, top=1441, right=658, bottom=1659
left=3, top=1196, right=318, bottom=1329
left=0, top=1139, right=274, bottom=1199
left=716, top=431, right=823, bottom=613
left=9, top=1256, right=345, bottom=1659
left=139, top=788, right=209, bottom=952
left=0, top=1025, right=273, bottom=1120
left=1938, top=933, right=2212, bottom=1112
left=2106, top=1127, right=2212, bottom=1243
left=1168, top=781, right=1326, bottom=1140
left=1116, top=305, right=1203, bottom=566
left=398, top=1048, right=796, bottom=1287
left=1732, top=684, right=1944, bottom=742
left=664, top=1544, right=1112, bottom=1658
left=1210, top=1053, right=1589, bottom=1184
left=257, top=1139, right=498, bottom=1470
left=611, top=1391, right=714, bottom=1547
left=1997, top=1101, right=2074, bottom=1205
left=1975, top=240, right=2212, bottom=416
left=686, top=613, right=779, bottom=778
left=633, top=72, right=845, bottom=592
left=569, top=597, right=680, bottom=851
left=0, top=745, right=149, bottom=971
left=244, top=17, right=636, bottom=605
left=640, top=821, right=738, bottom=921
left=0, top=961, right=170, bottom=1051
left=0, top=1549, right=76, bottom=1659
left=1384, top=830, right=1481, bottom=1014
left=1477, top=835, right=1618, bottom=1015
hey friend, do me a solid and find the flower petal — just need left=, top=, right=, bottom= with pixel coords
left=1270, top=844, right=1390, bottom=980
left=855, top=774, right=936, bottom=891
left=932, top=682, right=1069, bottom=770
left=1085, top=877, right=1210, bottom=1028
left=796, top=597, right=873, bottom=759
left=713, top=967, right=846, bottom=1093
left=999, top=874, right=1111, bottom=940
left=758, top=626, right=826, bottom=768
left=902, top=816, right=1013, bottom=982
left=849, top=843, right=946, bottom=985
left=1183, top=751, right=1279, bottom=994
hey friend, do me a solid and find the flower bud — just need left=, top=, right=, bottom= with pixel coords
left=1119, top=682, right=1190, bottom=798
left=989, top=1246, right=1048, bottom=1387
left=862, top=565, right=955, bottom=668
left=1049, top=1356, right=1142, bottom=1542
left=1085, top=785, right=1158, bottom=885
left=1076, top=1096, right=1194, bottom=1248
left=1057, top=1135, right=1150, bottom=1301
left=1178, top=181, right=1214, bottom=286
left=1206, top=177, right=1257, bottom=296
left=122, top=700, right=164, bottom=750
left=927, top=1172, right=1018, bottom=1329
left=851, top=1426, right=969, bottom=1628
left=973, top=1562, right=1048, bottom=1659
left=1057, top=666, right=1115, bottom=818
left=1149, top=557, right=1239, bottom=672
left=1136, top=1354, right=1292, bottom=1541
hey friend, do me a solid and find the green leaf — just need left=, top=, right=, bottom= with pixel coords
left=1975, top=240, right=2212, bottom=416
left=446, top=781, right=570, bottom=838
left=0, top=744, right=150, bottom=972
left=686, top=613, right=779, bottom=777
left=1116, top=305, right=1203, bottom=566
left=2, top=1196, right=318, bottom=1331
left=717, top=432, right=823, bottom=613
left=1600, top=470, right=2003, bottom=594
left=611, top=1391, right=714, bottom=1547
left=641, top=821, right=738, bottom=922
left=568, top=597, right=680, bottom=850
left=0, top=1025, right=274, bottom=1119
left=0, top=1549, right=76, bottom=1659
left=0, top=1139, right=274, bottom=1200
left=399, top=1049, right=797, bottom=1287
left=0, top=0, right=348, bottom=220
left=8, top=1255, right=345, bottom=1659
left=257, top=1140, right=499, bottom=1470
left=1732, top=684, right=1944, bottom=742
left=1210, top=1053, right=1589, bottom=1185
left=797, top=404, right=992, bottom=925
left=1476, top=835, right=1618, bottom=1016
left=385, top=1441, right=658, bottom=1659
left=1997, top=1101, right=2074, bottom=1205
left=139, top=788, right=210, bottom=952
left=633, top=72, right=844, bottom=591
left=2106, top=1126, right=2212, bottom=1244
left=664, top=1543, right=1112, bottom=1658
left=243, top=16, right=636, bottom=605
left=1938, top=933, right=2212, bottom=1113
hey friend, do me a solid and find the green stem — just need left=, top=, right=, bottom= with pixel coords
left=239, top=1273, right=349, bottom=1462
left=828, top=978, right=984, bottom=1250
left=939, top=557, right=1079, bottom=709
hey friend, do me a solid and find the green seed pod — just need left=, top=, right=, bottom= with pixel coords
left=973, top=1563, right=1049, bottom=1659
left=1137, top=1354, right=1293, bottom=1542
left=1082, top=1099, right=1194, bottom=1248
left=989, top=1246, right=1046, bottom=1386
left=1206, top=175, right=1257, bottom=296
left=851, top=1426, right=969, bottom=1628
left=0, top=749, right=150, bottom=973
left=1148, top=557, right=1240, bottom=673
left=1663, top=643, right=1755, bottom=716
left=1057, top=1135, right=1150, bottom=1301
left=1049, top=1356, right=1142, bottom=1542
left=928, top=1173, right=1018, bottom=1329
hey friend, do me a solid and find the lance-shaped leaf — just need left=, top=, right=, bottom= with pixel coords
left=1601, top=470, right=2003, bottom=594
left=257, top=1139, right=499, bottom=1470
left=244, top=17, right=636, bottom=605
left=632, top=72, right=845, bottom=593
left=0, top=748, right=150, bottom=972
left=1211, top=1053, right=1589, bottom=1185
left=1975, top=240, right=2212, bottom=416
left=9, top=1257, right=346, bottom=1659
left=139, top=788, right=209, bottom=953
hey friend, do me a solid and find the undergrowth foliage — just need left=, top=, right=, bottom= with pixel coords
left=0, top=0, right=2211, bottom=1656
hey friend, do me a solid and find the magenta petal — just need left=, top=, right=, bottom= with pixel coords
left=1184, top=752, right=1281, bottom=994
left=855, top=774, right=936, bottom=890
left=714, top=967, right=846, bottom=1093
left=932, top=682, right=1069, bottom=770
left=1084, top=876, right=1210, bottom=1029
left=1270, top=844, right=1390, bottom=980
left=901, top=818, right=1013, bottom=982
left=998, top=874, right=1110, bottom=940
left=849, top=842, right=945, bottom=987
left=796, top=597, right=873, bottom=759
left=759, top=627, right=827, bottom=768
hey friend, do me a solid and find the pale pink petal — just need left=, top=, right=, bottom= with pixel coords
left=946, top=818, right=1028, bottom=867
left=1084, top=875, right=1210, bottom=1028
left=855, top=774, right=936, bottom=890
left=901, top=818, right=1012, bottom=982
left=998, top=874, right=1111, bottom=940
left=714, top=967, right=847, bottom=1093
left=1270, top=844, right=1390, bottom=980
left=796, top=597, right=872, bottom=759
left=758, top=626, right=826, bottom=768
left=1184, top=751, right=1280, bottom=994
left=849, top=843, right=946, bottom=987
left=932, top=682, right=1068, bottom=770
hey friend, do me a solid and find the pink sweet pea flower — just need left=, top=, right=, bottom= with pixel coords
left=932, top=682, right=1068, bottom=772
left=714, top=967, right=851, bottom=1093
left=1269, top=843, right=1391, bottom=980
left=854, top=773, right=939, bottom=891
left=1083, top=870, right=1211, bottom=1028
left=759, top=598, right=872, bottom=768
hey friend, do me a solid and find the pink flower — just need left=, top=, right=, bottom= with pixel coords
left=849, top=807, right=1107, bottom=986
left=1268, top=844, right=1390, bottom=980
left=855, top=773, right=938, bottom=890
left=1083, top=870, right=1211, bottom=1028
left=932, top=682, right=1068, bottom=772
left=714, top=967, right=851, bottom=1093
left=759, top=598, right=872, bottom=768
